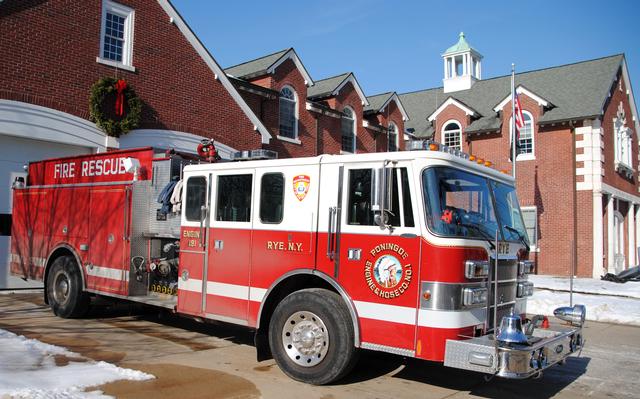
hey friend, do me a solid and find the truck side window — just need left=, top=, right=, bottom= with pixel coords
left=401, top=168, right=414, bottom=227
left=260, top=173, right=284, bottom=224
left=347, top=169, right=403, bottom=227
left=216, top=174, right=253, bottom=222
left=185, top=176, right=207, bottom=222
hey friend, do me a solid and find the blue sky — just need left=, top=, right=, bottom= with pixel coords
left=172, top=0, right=640, bottom=97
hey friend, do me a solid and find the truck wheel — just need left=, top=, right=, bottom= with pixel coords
left=46, top=256, right=89, bottom=318
left=268, top=288, right=358, bottom=385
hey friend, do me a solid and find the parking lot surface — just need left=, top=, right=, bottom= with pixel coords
left=0, top=292, right=638, bottom=399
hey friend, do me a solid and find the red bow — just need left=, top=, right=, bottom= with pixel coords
left=114, top=79, right=127, bottom=117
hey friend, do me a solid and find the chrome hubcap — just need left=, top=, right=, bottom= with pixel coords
left=282, top=311, right=329, bottom=367
left=52, top=270, right=70, bottom=305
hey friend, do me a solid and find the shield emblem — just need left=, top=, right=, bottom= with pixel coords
left=292, top=175, right=310, bottom=201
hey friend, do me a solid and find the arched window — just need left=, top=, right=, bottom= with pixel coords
left=442, top=120, right=462, bottom=149
left=279, top=86, right=298, bottom=139
left=341, top=106, right=356, bottom=153
left=510, top=111, right=534, bottom=159
left=388, top=122, right=398, bottom=152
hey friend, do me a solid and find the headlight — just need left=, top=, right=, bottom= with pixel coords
left=463, top=287, right=488, bottom=306
left=465, top=260, right=489, bottom=279
left=518, top=260, right=534, bottom=276
left=517, top=281, right=534, bottom=297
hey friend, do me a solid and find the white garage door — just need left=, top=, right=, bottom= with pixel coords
left=0, top=135, right=91, bottom=289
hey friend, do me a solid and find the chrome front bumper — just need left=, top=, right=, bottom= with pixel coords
left=443, top=324, right=584, bottom=379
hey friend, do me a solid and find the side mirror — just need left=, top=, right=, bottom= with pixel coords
left=371, top=163, right=394, bottom=229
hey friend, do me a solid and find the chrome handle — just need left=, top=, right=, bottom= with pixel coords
left=214, top=240, right=223, bottom=251
left=199, top=205, right=207, bottom=248
left=327, top=207, right=336, bottom=259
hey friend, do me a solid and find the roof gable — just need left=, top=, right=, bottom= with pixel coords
left=225, top=48, right=314, bottom=86
left=157, top=0, right=271, bottom=144
left=493, top=85, right=553, bottom=112
left=427, top=97, right=478, bottom=122
left=308, top=73, right=369, bottom=106
left=365, top=92, right=410, bottom=121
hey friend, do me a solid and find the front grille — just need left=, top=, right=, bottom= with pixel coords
left=486, top=258, right=518, bottom=331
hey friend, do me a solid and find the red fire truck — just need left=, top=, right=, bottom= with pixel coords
left=10, top=141, right=585, bottom=384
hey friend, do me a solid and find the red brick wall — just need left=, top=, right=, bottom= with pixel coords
left=370, top=99, right=406, bottom=152
left=0, top=0, right=262, bottom=149
left=325, top=82, right=368, bottom=153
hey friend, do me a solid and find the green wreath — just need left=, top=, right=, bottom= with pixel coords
left=89, top=77, right=142, bottom=137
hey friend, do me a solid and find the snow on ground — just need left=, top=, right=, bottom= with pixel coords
left=0, top=329, right=153, bottom=399
left=528, top=274, right=640, bottom=299
left=527, top=289, right=640, bottom=326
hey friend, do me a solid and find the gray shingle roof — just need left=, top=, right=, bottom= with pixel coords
left=400, top=54, right=624, bottom=139
left=224, top=49, right=289, bottom=79
left=364, top=92, right=394, bottom=113
left=307, top=73, right=351, bottom=99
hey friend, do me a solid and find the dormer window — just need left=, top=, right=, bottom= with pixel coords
left=442, top=121, right=462, bottom=149
left=97, top=0, right=135, bottom=71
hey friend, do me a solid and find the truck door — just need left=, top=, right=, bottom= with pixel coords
left=336, top=162, right=421, bottom=354
left=205, top=169, right=255, bottom=323
left=177, top=174, right=211, bottom=317
left=87, top=186, right=129, bottom=296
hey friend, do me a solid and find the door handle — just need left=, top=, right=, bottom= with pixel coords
left=327, top=207, right=337, bottom=259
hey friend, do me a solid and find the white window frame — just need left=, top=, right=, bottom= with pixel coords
left=510, top=111, right=535, bottom=161
left=97, top=0, right=136, bottom=72
left=388, top=122, right=399, bottom=152
left=341, top=106, right=357, bottom=154
left=521, top=206, right=538, bottom=251
left=441, top=120, right=462, bottom=150
left=277, top=85, right=300, bottom=144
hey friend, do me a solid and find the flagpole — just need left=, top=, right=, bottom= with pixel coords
left=511, top=63, right=516, bottom=179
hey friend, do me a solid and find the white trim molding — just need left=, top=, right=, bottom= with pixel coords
left=493, top=85, right=551, bottom=112
left=616, top=59, right=639, bottom=137
left=267, top=48, right=314, bottom=87
left=156, top=0, right=272, bottom=144
left=428, top=97, right=477, bottom=122
left=333, top=74, right=369, bottom=107
left=99, top=0, right=135, bottom=69
left=0, top=99, right=111, bottom=151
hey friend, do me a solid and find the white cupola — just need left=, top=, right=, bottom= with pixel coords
left=442, top=32, right=482, bottom=93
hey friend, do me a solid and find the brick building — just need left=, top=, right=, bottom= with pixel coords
left=0, top=0, right=409, bottom=287
left=400, top=33, right=640, bottom=277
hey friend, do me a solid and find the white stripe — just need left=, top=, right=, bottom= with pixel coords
left=85, top=265, right=129, bottom=282
left=178, top=277, right=202, bottom=293
left=417, top=308, right=485, bottom=329
left=353, top=300, right=416, bottom=325
left=206, top=281, right=248, bottom=300
left=11, top=254, right=46, bottom=268
left=178, top=279, right=266, bottom=303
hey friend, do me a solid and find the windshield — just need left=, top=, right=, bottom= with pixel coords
left=422, top=167, right=527, bottom=244
left=491, top=181, right=529, bottom=245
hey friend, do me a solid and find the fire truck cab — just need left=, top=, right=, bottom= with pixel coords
left=10, top=142, right=585, bottom=384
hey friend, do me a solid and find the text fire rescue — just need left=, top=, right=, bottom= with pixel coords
left=53, top=157, right=128, bottom=179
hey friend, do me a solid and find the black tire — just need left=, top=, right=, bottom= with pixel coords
left=268, top=288, right=358, bottom=385
left=46, top=256, right=90, bottom=318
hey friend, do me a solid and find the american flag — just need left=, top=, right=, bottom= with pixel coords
left=514, top=92, right=525, bottom=132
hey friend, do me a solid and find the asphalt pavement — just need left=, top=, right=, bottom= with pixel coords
left=0, top=291, right=638, bottom=399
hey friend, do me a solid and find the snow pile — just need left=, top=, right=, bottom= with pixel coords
left=528, top=275, right=640, bottom=299
left=527, top=289, right=640, bottom=327
left=0, top=329, right=153, bottom=399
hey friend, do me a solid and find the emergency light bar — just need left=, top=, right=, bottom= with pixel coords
left=407, top=139, right=507, bottom=172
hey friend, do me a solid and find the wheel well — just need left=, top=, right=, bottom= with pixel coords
left=254, top=272, right=360, bottom=362
left=43, top=247, right=83, bottom=304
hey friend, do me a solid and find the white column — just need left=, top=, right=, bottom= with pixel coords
left=444, top=58, right=448, bottom=79
left=607, top=195, right=615, bottom=273
left=593, top=191, right=604, bottom=278
left=628, top=203, right=635, bottom=268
